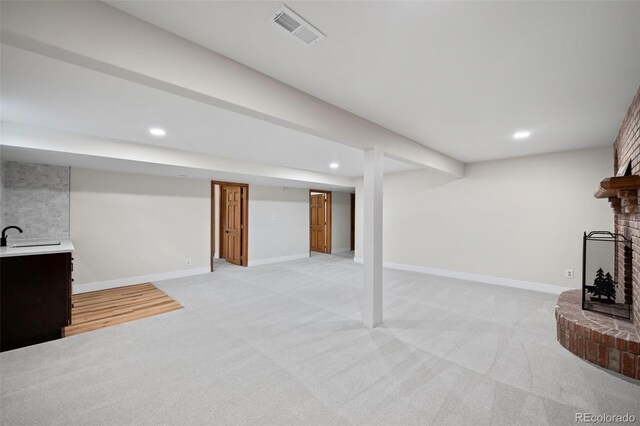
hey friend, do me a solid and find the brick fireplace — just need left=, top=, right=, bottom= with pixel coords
left=556, top=87, right=640, bottom=380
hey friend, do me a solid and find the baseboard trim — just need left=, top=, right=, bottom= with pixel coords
left=249, top=253, right=309, bottom=267
left=352, top=257, right=565, bottom=295
left=73, top=267, right=211, bottom=294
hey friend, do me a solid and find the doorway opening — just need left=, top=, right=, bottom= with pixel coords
left=211, top=181, right=249, bottom=271
left=309, top=190, right=331, bottom=254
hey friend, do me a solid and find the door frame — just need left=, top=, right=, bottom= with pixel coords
left=350, top=192, right=355, bottom=251
left=309, top=189, right=332, bottom=254
left=211, top=181, right=249, bottom=270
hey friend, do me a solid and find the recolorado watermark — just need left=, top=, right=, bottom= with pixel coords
left=576, top=413, right=636, bottom=423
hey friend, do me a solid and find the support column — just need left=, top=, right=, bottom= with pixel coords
left=363, top=148, right=383, bottom=328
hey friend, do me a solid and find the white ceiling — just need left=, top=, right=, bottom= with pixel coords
left=0, top=45, right=416, bottom=178
left=108, top=0, right=640, bottom=162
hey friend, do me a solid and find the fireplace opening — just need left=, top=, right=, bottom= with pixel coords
left=582, top=231, right=632, bottom=319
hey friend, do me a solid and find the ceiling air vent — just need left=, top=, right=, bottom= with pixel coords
left=270, top=6, right=325, bottom=47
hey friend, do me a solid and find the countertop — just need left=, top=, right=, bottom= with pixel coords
left=0, top=239, right=75, bottom=258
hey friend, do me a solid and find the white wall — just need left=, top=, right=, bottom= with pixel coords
left=71, top=169, right=317, bottom=285
left=248, top=186, right=309, bottom=265
left=331, top=191, right=351, bottom=253
left=70, top=168, right=210, bottom=286
left=356, top=147, right=613, bottom=288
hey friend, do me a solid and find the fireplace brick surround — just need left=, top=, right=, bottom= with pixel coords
left=555, top=87, right=640, bottom=380
left=613, top=87, right=640, bottom=330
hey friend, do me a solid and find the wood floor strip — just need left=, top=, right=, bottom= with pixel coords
left=72, top=293, right=171, bottom=314
left=64, top=283, right=182, bottom=337
left=72, top=284, right=157, bottom=302
left=65, top=304, right=182, bottom=336
left=71, top=299, right=181, bottom=325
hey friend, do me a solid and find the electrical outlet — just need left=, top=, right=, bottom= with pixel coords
left=186, top=258, right=191, bottom=266
left=566, top=269, right=574, bottom=279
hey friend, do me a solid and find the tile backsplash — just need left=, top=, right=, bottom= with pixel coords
left=1, top=161, right=70, bottom=240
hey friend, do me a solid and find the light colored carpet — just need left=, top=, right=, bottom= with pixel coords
left=1, top=254, right=638, bottom=425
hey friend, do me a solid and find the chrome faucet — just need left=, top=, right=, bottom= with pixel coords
left=1, top=226, right=23, bottom=247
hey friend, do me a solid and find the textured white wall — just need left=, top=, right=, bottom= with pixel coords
left=70, top=168, right=210, bottom=285
left=355, top=147, right=613, bottom=287
left=331, top=191, right=351, bottom=252
left=248, top=186, right=309, bottom=264
left=2, top=161, right=70, bottom=240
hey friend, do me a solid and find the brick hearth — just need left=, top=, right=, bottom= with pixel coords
left=556, top=290, right=640, bottom=380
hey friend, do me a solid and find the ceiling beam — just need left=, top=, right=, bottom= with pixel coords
left=0, top=1, right=464, bottom=178
left=0, top=123, right=356, bottom=189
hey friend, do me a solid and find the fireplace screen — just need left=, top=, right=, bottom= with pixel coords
left=582, top=231, right=632, bottom=319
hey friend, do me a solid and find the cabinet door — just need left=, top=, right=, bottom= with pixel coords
left=68, top=256, right=74, bottom=325
left=1, top=253, right=71, bottom=351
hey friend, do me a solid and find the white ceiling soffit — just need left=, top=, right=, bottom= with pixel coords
left=0, top=145, right=352, bottom=192
left=0, top=45, right=417, bottom=178
left=0, top=122, right=355, bottom=190
left=108, top=1, right=640, bottom=162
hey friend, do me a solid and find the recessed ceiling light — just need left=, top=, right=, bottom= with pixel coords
left=329, top=162, right=339, bottom=169
left=513, top=130, right=531, bottom=140
left=149, top=127, right=166, bottom=137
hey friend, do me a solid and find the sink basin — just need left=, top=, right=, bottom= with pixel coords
left=11, top=241, right=61, bottom=248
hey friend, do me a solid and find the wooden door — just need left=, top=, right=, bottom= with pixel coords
left=213, top=181, right=248, bottom=270
left=310, top=193, right=326, bottom=253
left=222, top=186, right=242, bottom=265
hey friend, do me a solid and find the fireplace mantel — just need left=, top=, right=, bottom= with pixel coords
left=594, top=175, right=640, bottom=214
